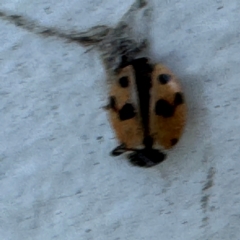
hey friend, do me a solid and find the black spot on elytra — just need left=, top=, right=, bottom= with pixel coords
left=119, top=103, right=136, bottom=121
left=119, top=76, right=129, bottom=88
left=155, top=99, right=174, bottom=117
left=109, top=96, right=117, bottom=110
left=174, top=92, right=184, bottom=106
left=171, top=138, right=179, bottom=146
left=158, top=74, right=171, bottom=84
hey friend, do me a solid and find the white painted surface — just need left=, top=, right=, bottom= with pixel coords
left=1, top=0, right=240, bottom=239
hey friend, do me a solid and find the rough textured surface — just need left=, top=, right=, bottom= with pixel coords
left=1, top=0, right=240, bottom=239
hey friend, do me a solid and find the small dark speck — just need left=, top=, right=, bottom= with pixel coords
left=75, top=190, right=82, bottom=195
left=186, top=29, right=193, bottom=34
left=202, top=180, right=213, bottom=191
left=182, top=221, right=188, bottom=224
left=159, top=209, right=164, bottom=215
left=12, top=44, right=19, bottom=50
left=139, top=0, right=147, bottom=8
left=85, top=229, right=91, bottom=233
left=89, top=151, right=94, bottom=154
left=217, top=6, right=224, bottom=10
left=16, top=63, right=23, bottom=67
left=93, top=162, right=100, bottom=165
left=97, top=136, right=103, bottom=140
left=201, top=195, right=209, bottom=209
left=81, top=135, right=88, bottom=140
left=214, top=105, right=220, bottom=108
left=165, top=211, right=171, bottom=214
left=202, top=217, right=209, bottom=222
left=210, top=206, right=216, bottom=211
left=0, top=91, right=10, bottom=96
left=0, top=155, right=7, bottom=162
left=51, top=105, right=59, bottom=110
left=223, top=103, right=230, bottom=107
left=202, top=167, right=215, bottom=191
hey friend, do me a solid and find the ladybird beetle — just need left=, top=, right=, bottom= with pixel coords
left=106, top=57, right=187, bottom=167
